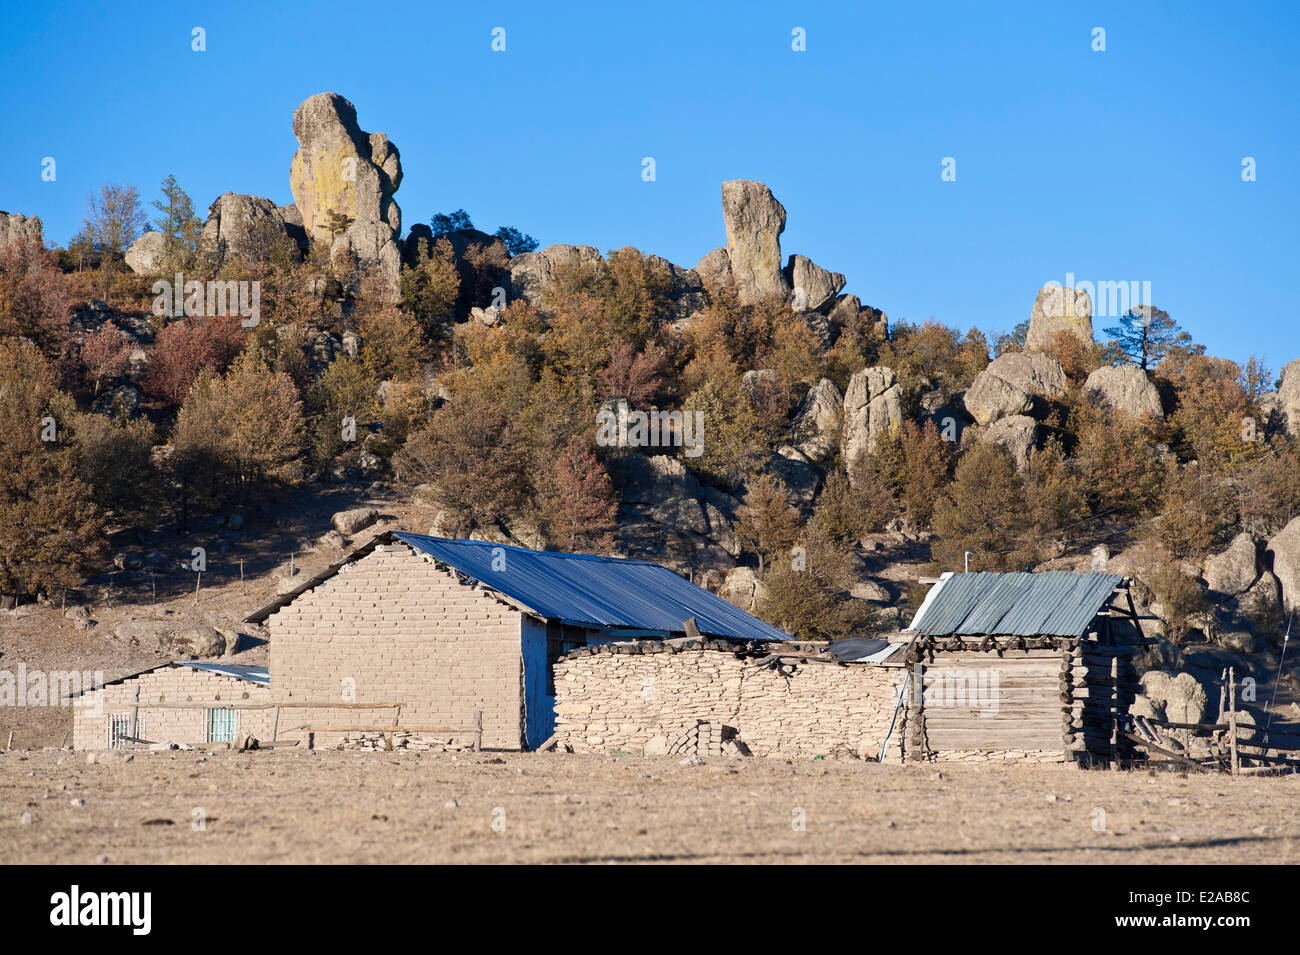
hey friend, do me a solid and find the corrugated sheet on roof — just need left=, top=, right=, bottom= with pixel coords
left=907, top=571, right=1123, bottom=637
left=392, top=533, right=792, bottom=643
left=176, top=662, right=269, bottom=685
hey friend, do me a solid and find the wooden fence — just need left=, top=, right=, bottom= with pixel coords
left=1124, top=667, right=1300, bottom=775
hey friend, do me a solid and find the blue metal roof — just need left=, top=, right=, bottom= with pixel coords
left=907, top=571, right=1123, bottom=637
left=391, top=533, right=792, bottom=642
left=176, top=662, right=270, bottom=685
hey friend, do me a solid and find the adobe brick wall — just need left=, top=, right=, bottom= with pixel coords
left=554, top=644, right=909, bottom=761
left=73, top=667, right=274, bottom=750
left=264, top=542, right=525, bottom=750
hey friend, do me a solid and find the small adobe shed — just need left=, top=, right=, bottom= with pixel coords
left=244, top=533, right=791, bottom=750
left=553, top=571, right=1144, bottom=764
left=71, top=662, right=272, bottom=750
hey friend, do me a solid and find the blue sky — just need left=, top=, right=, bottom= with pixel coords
left=2, top=1, right=1297, bottom=371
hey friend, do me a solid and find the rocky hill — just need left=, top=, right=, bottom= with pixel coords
left=2, top=91, right=1299, bottom=747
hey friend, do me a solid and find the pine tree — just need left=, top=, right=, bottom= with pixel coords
left=151, top=174, right=201, bottom=266
left=1103, top=306, right=1194, bottom=370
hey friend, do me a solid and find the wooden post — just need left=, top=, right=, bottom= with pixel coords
left=473, top=710, right=483, bottom=751
left=1109, top=656, right=1119, bottom=770
left=194, top=572, right=201, bottom=604
left=5, top=730, right=12, bottom=751
left=240, top=559, right=245, bottom=595
left=271, top=705, right=280, bottom=743
left=909, top=659, right=925, bottom=762
left=1228, top=667, right=1239, bottom=777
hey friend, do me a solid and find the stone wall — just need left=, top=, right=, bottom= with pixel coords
left=73, top=666, right=275, bottom=751
left=554, top=643, right=909, bottom=760
left=264, top=542, right=526, bottom=749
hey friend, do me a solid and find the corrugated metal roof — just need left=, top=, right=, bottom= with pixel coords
left=906, top=571, right=1123, bottom=637
left=392, top=533, right=792, bottom=642
left=177, top=662, right=269, bottom=685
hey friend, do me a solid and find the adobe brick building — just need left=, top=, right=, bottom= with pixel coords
left=244, top=533, right=791, bottom=750
left=72, top=662, right=272, bottom=750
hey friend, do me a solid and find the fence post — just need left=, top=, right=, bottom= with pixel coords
left=1228, top=667, right=1239, bottom=777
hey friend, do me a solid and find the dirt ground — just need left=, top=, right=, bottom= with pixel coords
left=2, top=748, right=1297, bottom=864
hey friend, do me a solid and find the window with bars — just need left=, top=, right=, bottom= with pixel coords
left=207, top=708, right=239, bottom=743
left=108, top=712, right=142, bottom=749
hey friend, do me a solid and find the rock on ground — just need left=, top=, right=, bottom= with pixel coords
left=331, top=507, right=379, bottom=535
left=1140, top=671, right=1207, bottom=724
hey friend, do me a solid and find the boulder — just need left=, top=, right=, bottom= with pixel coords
left=331, top=507, right=378, bottom=535
left=850, top=579, right=891, bottom=602
left=290, top=92, right=403, bottom=293
left=720, top=180, right=789, bottom=304
left=1203, top=532, right=1259, bottom=598
left=695, top=247, right=732, bottom=294
left=199, top=192, right=304, bottom=266
left=1219, top=630, right=1260, bottom=654
left=783, top=254, right=844, bottom=313
left=1081, top=365, right=1163, bottom=420
left=1266, top=517, right=1300, bottom=614
left=611, top=454, right=739, bottom=553
left=790, top=378, right=843, bottom=463
left=718, top=567, right=768, bottom=613
left=1236, top=570, right=1281, bottom=622
left=841, top=366, right=902, bottom=475
left=764, top=447, right=822, bottom=506
left=0, top=210, right=43, bottom=249
left=124, top=230, right=168, bottom=274
left=163, top=627, right=226, bottom=659
left=1139, top=671, right=1207, bottom=725
left=1025, top=283, right=1093, bottom=353
left=982, top=415, right=1040, bottom=472
left=962, top=352, right=1067, bottom=426
left=1277, top=358, right=1300, bottom=437
left=646, top=254, right=708, bottom=318
left=507, top=243, right=603, bottom=313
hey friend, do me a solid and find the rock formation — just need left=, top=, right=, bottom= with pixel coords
left=1025, top=283, right=1093, bottom=353
left=290, top=92, right=403, bottom=291
left=717, top=179, right=788, bottom=304
left=783, top=253, right=844, bottom=313
left=1277, top=358, right=1300, bottom=436
left=842, top=366, right=902, bottom=476
left=1266, top=517, right=1300, bottom=613
left=508, top=243, right=603, bottom=312
left=194, top=193, right=306, bottom=268
left=963, top=352, right=1067, bottom=426
left=983, top=414, right=1040, bottom=472
left=124, top=231, right=168, bottom=274
left=1081, top=364, right=1163, bottom=420
left=0, top=211, right=43, bottom=249
left=1202, top=532, right=1259, bottom=598
left=790, top=378, right=844, bottom=463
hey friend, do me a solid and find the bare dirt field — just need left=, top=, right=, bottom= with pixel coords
left=2, top=748, right=1297, bottom=864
